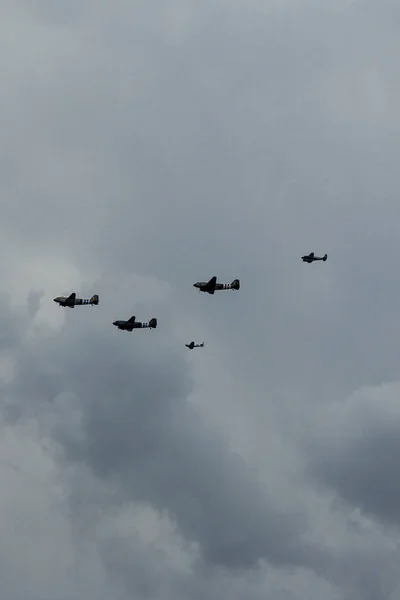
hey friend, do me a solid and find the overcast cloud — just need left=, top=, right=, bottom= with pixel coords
left=1, top=1, right=400, bottom=598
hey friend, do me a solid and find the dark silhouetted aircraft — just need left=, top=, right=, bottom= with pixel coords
left=301, top=252, right=327, bottom=263
left=53, top=293, right=99, bottom=307
left=193, top=276, right=240, bottom=294
left=185, top=342, right=204, bottom=349
left=112, top=316, right=157, bottom=331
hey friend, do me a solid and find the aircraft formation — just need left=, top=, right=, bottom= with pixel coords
left=53, top=255, right=326, bottom=347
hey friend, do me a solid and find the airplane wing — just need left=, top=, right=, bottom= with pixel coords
left=206, top=276, right=217, bottom=293
left=127, top=316, right=136, bottom=324
left=309, top=252, right=314, bottom=258
left=67, top=292, right=76, bottom=301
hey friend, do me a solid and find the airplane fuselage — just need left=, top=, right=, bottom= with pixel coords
left=301, top=254, right=327, bottom=263
left=113, top=321, right=147, bottom=331
left=194, top=282, right=233, bottom=291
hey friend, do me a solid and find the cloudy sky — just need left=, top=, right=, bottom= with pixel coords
left=1, top=1, right=400, bottom=598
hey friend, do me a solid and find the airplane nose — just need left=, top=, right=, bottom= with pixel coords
left=113, top=321, right=117, bottom=326
left=53, top=298, right=57, bottom=302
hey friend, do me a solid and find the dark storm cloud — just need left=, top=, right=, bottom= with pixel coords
left=305, top=383, right=400, bottom=526
left=1, top=289, right=308, bottom=570
left=0, top=287, right=395, bottom=600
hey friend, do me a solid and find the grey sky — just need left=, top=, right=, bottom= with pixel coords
left=1, top=1, right=400, bottom=598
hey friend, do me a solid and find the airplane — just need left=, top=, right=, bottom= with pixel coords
left=53, top=293, right=99, bottom=307
left=112, top=316, right=157, bottom=331
left=185, top=342, right=204, bottom=349
left=301, top=252, right=327, bottom=263
left=193, top=276, right=240, bottom=294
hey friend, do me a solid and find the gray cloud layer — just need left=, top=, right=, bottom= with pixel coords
left=1, top=1, right=400, bottom=598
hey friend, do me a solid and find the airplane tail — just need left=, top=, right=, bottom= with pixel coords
left=231, top=279, right=240, bottom=290
left=149, top=318, right=157, bottom=329
left=322, top=254, right=327, bottom=262
left=90, top=294, right=99, bottom=305
left=200, top=343, right=204, bottom=347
